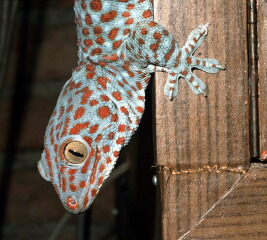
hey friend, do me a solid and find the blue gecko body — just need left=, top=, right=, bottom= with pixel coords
left=38, top=0, right=224, bottom=213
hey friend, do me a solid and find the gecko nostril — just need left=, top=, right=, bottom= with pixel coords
left=67, top=197, right=79, bottom=210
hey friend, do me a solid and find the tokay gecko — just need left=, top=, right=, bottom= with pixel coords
left=38, top=0, right=224, bottom=214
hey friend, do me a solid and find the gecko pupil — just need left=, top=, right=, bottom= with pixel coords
left=69, top=149, right=84, bottom=158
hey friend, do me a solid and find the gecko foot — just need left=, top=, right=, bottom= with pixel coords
left=164, top=24, right=225, bottom=99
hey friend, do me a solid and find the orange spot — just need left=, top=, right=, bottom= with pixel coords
left=91, top=0, right=102, bottom=11
left=136, top=106, right=144, bottom=113
left=87, top=71, right=96, bottom=79
left=136, top=82, right=143, bottom=90
left=108, top=28, right=119, bottom=40
left=181, top=70, right=189, bottom=76
left=96, top=134, right=102, bottom=142
left=127, top=91, right=133, bottom=97
left=120, top=106, right=129, bottom=115
left=100, top=164, right=106, bottom=173
left=124, top=28, right=130, bottom=35
left=67, top=105, right=74, bottom=112
left=90, top=124, right=99, bottom=134
left=91, top=47, right=102, bottom=56
left=60, top=166, right=66, bottom=174
left=187, top=57, right=192, bottom=64
left=103, top=53, right=119, bottom=62
left=70, top=122, right=90, bottom=135
left=141, top=28, right=148, bottom=35
left=83, top=28, right=90, bottom=35
left=116, top=137, right=125, bottom=145
left=118, top=124, right=126, bottom=132
left=138, top=96, right=145, bottom=100
left=91, top=189, right=98, bottom=197
left=74, top=107, right=86, bottom=120
left=62, top=177, right=67, bottom=192
left=70, top=183, right=78, bottom=192
left=84, top=39, right=93, bottom=47
left=99, top=61, right=107, bottom=67
left=108, top=132, right=115, bottom=139
left=69, top=176, right=75, bottom=182
left=98, top=176, right=105, bottom=186
left=114, top=151, right=120, bottom=157
left=90, top=153, right=101, bottom=184
left=62, top=117, right=70, bottom=137
left=86, top=14, right=93, bottom=25
left=138, top=38, right=145, bottom=44
left=154, top=32, right=162, bottom=39
left=84, top=136, right=92, bottom=145
left=106, top=157, right=112, bottom=164
left=83, top=195, right=90, bottom=208
left=96, top=37, right=105, bottom=45
left=143, top=9, right=152, bottom=18
left=94, top=26, right=103, bottom=35
left=80, top=181, right=87, bottom=189
left=101, top=10, right=118, bottom=22
left=58, top=106, right=65, bottom=119
left=90, top=99, right=99, bottom=106
left=113, top=91, right=122, bottom=101
left=69, top=169, right=77, bottom=175
left=82, top=149, right=96, bottom=173
left=98, top=76, right=110, bottom=89
left=81, top=1, right=87, bottom=10
left=122, top=11, right=131, bottom=17
left=103, top=145, right=110, bottom=153
left=112, top=114, right=118, bottom=122
left=98, top=106, right=111, bottom=119
left=113, top=40, right=123, bottom=49
left=150, top=43, right=159, bottom=51
left=101, top=95, right=109, bottom=101
left=149, top=22, right=157, bottom=27
left=127, top=4, right=135, bottom=9
left=126, top=18, right=134, bottom=25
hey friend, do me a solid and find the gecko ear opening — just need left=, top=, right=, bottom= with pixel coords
left=63, top=141, right=88, bottom=164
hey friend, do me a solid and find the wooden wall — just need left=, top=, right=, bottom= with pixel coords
left=154, top=0, right=267, bottom=239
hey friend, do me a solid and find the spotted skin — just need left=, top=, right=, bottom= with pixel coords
left=38, top=0, right=224, bottom=213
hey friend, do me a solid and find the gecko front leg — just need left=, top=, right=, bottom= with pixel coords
left=127, top=22, right=224, bottom=99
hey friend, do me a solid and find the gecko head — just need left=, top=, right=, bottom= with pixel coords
left=38, top=132, right=118, bottom=214
left=37, top=75, right=132, bottom=213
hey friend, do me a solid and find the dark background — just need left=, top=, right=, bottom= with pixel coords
left=0, top=0, right=156, bottom=239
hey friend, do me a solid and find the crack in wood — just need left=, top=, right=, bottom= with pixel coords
left=155, top=165, right=247, bottom=174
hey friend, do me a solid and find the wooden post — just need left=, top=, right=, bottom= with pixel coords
left=153, top=0, right=267, bottom=239
left=259, top=0, right=267, bottom=156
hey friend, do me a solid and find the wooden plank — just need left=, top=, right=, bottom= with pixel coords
left=182, top=166, right=267, bottom=239
left=258, top=0, right=267, bottom=158
left=153, top=0, right=250, bottom=238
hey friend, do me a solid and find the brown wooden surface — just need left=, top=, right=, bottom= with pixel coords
left=182, top=165, right=267, bottom=239
left=154, top=0, right=251, bottom=239
left=259, top=0, right=267, bottom=156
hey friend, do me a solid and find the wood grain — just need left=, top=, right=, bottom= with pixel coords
left=258, top=0, right=267, bottom=156
left=153, top=0, right=250, bottom=238
left=182, top=166, right=267, bottom=239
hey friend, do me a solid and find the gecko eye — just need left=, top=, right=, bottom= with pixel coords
left=63, top=141, right=88, bottom=164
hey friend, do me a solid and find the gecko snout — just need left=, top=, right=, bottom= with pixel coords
left=67, top=197, right=80, bottom=211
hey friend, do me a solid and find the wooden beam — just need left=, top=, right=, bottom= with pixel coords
left=154, top=0, right=250, bottom=238
left=259, top=0, right=267, bottom=158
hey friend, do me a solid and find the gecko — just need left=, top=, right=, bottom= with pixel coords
left=38, top=0, right=224, bottom=214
